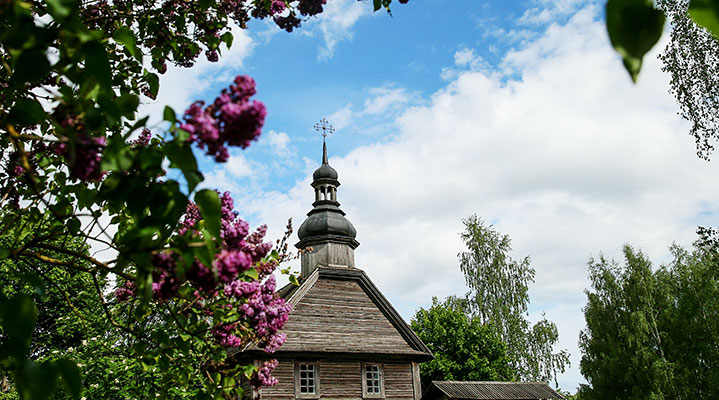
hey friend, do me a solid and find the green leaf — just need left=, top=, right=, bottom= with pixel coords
left=116, top=93, right=140, bottom=119
left=17, top=360, right=58, bottom=400
left=8, top=98, right=46, bottom=125
left=220, top=32, right=234, bottom=49
left=689, top=0, right=719, bottom=39
left=43, top=0, right=79, bottom=19
left=0, top=247, right=10, bottom=259
left=373, top=0, right=381, bottom=11
left=163, top=106, right=177, bottom=123
left=1, top=294, right=37, bottom=342
left=12, top=49, right=51, bottom=84
left=165, top=140, right=204, bottom=192
left=66, top=216, right=81, bottom=233
left=606, top=0, right=665, bottom=82
left=55, top=359, right=82, bottom=400
left=112, top=26, right=142, bottom=61
left=245, top=267, right=259, bottom=281
left=145, top=71, right=160, bottom=98
left=82, top=41, right=112, bottom=92
left=194, top=189, right=221, bottom=240
left=289, top=274, right=300, bottom=286
left=241, top=363, right=256, bottom=378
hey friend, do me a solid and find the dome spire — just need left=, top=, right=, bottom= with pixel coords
left=296, top=119, right=359, bottom=276
left=322, top=140, right=328, bottom=165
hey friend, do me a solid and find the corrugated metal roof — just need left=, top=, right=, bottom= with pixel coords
left=430, top=381, right=564, bottom=400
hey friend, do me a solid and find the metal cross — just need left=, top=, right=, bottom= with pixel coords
left=314, top=118, right=335, bottom=141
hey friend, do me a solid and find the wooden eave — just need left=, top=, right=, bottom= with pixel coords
left=241, top=266, right=433, bottom=361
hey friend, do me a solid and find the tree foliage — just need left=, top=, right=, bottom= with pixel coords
left=458, top=215, right=569, bottom=385
left=0, top=0, right=405, bottom=398
left=579, top=243, right=719, bottom=399
left=657, top=0, right=719, bottom=160
left=410, top=297, right=514, bottom=389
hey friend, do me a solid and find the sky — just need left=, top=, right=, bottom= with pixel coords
left=140, top=0, right=719, bottom=391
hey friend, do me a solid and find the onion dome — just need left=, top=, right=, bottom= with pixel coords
left=312, top=143, right=339, bottom=181
left=296, top=142, right=359, bottom=273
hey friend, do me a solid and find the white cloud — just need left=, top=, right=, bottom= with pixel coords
left=226, top=154, right=254, bottom=178
left=233, top=4, right=718, bottom=391
left=139, top=27, right=254, bottom=126
left=307, top=0, right=371, bottom=60
left=363, top=86, right=411, bottom=115
left=519, top=0, right=587, bottom=26
left=454, top=48, right=476, bottom=66
left=327, top=104, right=354, bottom=130
left=266, top=130, right=291, bottom=154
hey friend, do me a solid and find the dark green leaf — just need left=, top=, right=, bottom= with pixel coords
left=116, top=93, right=140, bottom=119
left=66, top=216, right=81, bottom=233
left=689, top=0, right=719, bottom=39
left=82, top=41, right=112, bottom=92
left=373, top=0, right=381, bottom=11
left=145, top=71, right=160, bottom=98
left=17, top=360, right=58, bottom=400
left=163, top=106, right=177, bottom=123
left=55, top=359, right=82, bottom=400
left=43, top=0, right=79, bottom=19
left=165, top=140, right=203, bottom=192
left=112, top=26, right=142, bottom=61
left=8, top=98, right=46, bottom=125
left=194, top=189, right=221, bottom=240
left=606, top=0, right=665, bottom=82
left=220, top=32, right=234, bottom=49
left=1, top=294, right=37, bottom=343
left=12, top=49, right=51, bottom=84
left=97, top=93, right=122, bottom=122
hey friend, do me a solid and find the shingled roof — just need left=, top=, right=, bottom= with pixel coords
left=240, top=266, right=433, bottom=360
left=423, top=381, right=564, bottom=400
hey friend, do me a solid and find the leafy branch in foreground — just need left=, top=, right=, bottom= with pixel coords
left=0, top=0, right=408, bottom=398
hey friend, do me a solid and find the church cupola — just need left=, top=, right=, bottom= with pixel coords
left=296, top=119, right=359, bottom=277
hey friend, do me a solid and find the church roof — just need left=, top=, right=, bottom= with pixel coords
left=247, top=266, right=432, bottom=361
left=423, top=381, right=564, bottom=400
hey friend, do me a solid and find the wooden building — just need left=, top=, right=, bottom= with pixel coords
left=421, top=381, right=564, bottom=400
left=238, top=141, right=433, bottom=399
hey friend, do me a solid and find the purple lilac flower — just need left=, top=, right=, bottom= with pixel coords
left=180, top=76, right=266, bottom=162
left=251, top=360, right=279, bottom=387
left=55, top=135, right=106, bottom=181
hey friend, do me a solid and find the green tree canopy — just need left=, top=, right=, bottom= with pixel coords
left=579, top=243, right=719, bottom=399
left=458, top=215, right=569, bottom=385
left=410, top=296, right=514, bottom=389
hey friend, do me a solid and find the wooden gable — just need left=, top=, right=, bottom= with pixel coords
left=268, top=266, right=432, bottom=359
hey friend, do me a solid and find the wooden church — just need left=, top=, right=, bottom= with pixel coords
left=237, top=137, right=433, bottom=399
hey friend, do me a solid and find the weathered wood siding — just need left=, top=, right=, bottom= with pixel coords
left=254, top=359, right=417, bottom=399
left=279, top=278, right=417, bottom=354
left=385, top=362, right=415, bottom=399
left=256, top=360, right=294, bottom=399
left=319, top=360, right=362, bottom=397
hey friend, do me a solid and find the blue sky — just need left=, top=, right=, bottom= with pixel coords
left=144, top=0, right=719, bottom=391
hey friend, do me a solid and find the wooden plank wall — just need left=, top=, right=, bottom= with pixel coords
left=385, top=362, right=415, bottom=399
left=254, top=359, right=416, bottom=399
left=280, top=278, right=416, bottom=354
left=256, top=360, right=295, bottom=399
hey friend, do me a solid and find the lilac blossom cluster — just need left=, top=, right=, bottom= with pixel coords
left=113, top=190, right=292, bottom=380
left=54, top=134, right=106, bottom=181
left=180, top=76, right=266, bottom=162
left=250, top=360, right=279, bottom=388
left=128, top=128, right=152, bottom=147
left=222, top=275, right=291, bottom=352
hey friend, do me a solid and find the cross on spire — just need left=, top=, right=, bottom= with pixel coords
left=314, top=118, right=335, bottom=142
